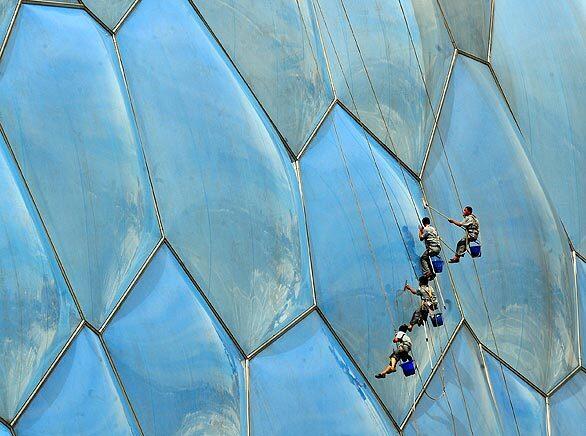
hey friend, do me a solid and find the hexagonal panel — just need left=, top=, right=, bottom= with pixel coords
left=300, top=104, right=461, bottom=422
left=15, top=328, right=140, bottom=435
left=315, top=0, right=452, bottom=171
left=422, top=56, right=577, bottom=390
left=249, top=311, right=396, bottom=434
left=0, top=4, right=161, bottom=327
left=193, top=0, right=333, bottom=154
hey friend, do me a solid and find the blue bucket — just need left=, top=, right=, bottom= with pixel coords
left=431, top=313, right=443, bottom=327
left=431, top=256, right=443, bottom=273
left=400, top=359, right=416, bottom=377
left=470, top=241, right=481, bottom=258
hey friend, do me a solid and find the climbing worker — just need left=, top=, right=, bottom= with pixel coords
left=405, top=276, right=438, bottom=331
left=419, top=217, right=441, bottom=279
left=375, top=324, right=412, bottom=378
left=447, top=206, right=480, bottom=263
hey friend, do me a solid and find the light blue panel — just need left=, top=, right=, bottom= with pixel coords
left=0, top=423, right=9, bottom=436
left=300, top=105, right=460, bottom=422
left=116, top=0, right=313, bottom=353
left=192, top=0, right=332, bottom=154
left=492, top=0, right=586, bottom=253
left=83, top=0, right=134, bottom=29
left=422, top=56, right=577, bottom=391
left=15, top=329, right=140, bottom=435
left=0, top=1, right=17, bottom=47
left=249, top=312, right=395, bottom=435
left=0, top=138, right=80, bottom=419
left=103, top=245, right=246, bottom=435
left=315, top=0, right=452, bottom=171
left=484, top=351, right=547, bottom=435
left=578, top=257, right=586, bottom=363
left=405, top=328, right=504, bottom=435
left=437, top=0, right=491, bottom=58
left=549, top=371, right=586, bottom=436
left=0, top=5, right=160, bottom=327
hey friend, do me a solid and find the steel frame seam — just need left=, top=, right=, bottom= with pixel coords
left=99, top=237, right=165, bottom=333
left=293, top=160, right=319, bottom=307
left=247, top=305, right=317, bottom=361
left=296, top=98, right=336, bottom=161
left=432, top=0, right=457, bottom=50
left=399, top=318, right=464, bottom=430
left=419, top=48, right=457, bottom=179
left=112, top=0, right=140, bottom=33
left=309, top=0, right=336, bottom=99
left=0, top=122, right=85, bottom=320
left=186, top=0, right=296, bottom=162
left=111, top=34, right=166, bottom=237
left=163, top=239, right=248, bottom=359
left=98, top=332, right=145, bottom=435
left=11, top=320, right=85, bottom=426
left=315, top=306, right=402, bottom=432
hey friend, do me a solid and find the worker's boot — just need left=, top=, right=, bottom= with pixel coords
left=448, top=256, right=460, bottom=263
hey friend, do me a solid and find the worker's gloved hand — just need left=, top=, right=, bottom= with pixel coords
left=393, top=337, right=399, bottom=343
left=448, top=218, right=454, bottom=223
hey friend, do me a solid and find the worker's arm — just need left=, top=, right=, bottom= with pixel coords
left=448, top=218, right=463, bottom=227
left=404, top=284, right=417, bottom=295
left=418, top=226, right=425, bottom=240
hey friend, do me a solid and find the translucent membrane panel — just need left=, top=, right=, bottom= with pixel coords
left=578, top=257, right=586, bottom=363
left=405, top=327, right=527, bottom=434
left=491, top=0, right=586, bottom=252
left=103, top=245, right=246, bottom=435
left=437, top=0, right=491, bottom=58
left=549, top=371, right=586, bottom=436
left=0, top=5, right=160, bottom=327
left=83, top=0, right=134, bottom=29
left=314, top=0, right=452, bottom=171
left=116, top=0, right=313, bottom=353
left=422, top=56, right=577, bottom=390
left=193, top=0, right=332, bottom=154
left=249, top=312, right=395, bottom=434
left=300, top=105, right=460, bottom=422
left=483, top=351, right=547, bottom=435
left=0, top=138, right=80, bottom=419
left=15, top=329, right=139, bottom=435
left=0, top=424, right=9, bottom=436
left=0, top=1, right=17, bottom=47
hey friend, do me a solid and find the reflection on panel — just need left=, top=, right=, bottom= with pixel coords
left=15, top=329, right=139, bottom=435
left=249, top=312, right=395, bottom=435
left=483, top=351, right=547, bottom=435
left=117, top=0, right=313, bottom=353
left=437, top=0, right=491, bottom=58
left=405, top=327, right=504, bottom=434
left=0, top=1, right=17, bottom=48
left=549, top=371, right=586, bottom=436
left=0, top=139, right=80, bottom=420
left=103, top=245, right=246, bottom=436
left=578, top=257, right=586, bottom=363
left=0, top=5, right=160, bottom=327
left=423, top=56, right=577, bottom=390
left=300, top=105, right=460, bottom=422
left=491, top=0, right=586, bottom=252
left=315, top=0, right=452, bottom=171
left=83, top=0, right=134, bottom=29
left=193, top=0, right=332, bottom=154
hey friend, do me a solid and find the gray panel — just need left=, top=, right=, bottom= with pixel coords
left=249, top=312, right=395, bottom=435
left=103, top=245, right=246, bottom=435
left=437, top=0, right=491, bottom=58
left=0, top=5, right=161, bottom=327
left=83, top=0, right=134, bottom=29
left=116, top=0, right=313, bottom=353
left=300, top=105, right=461, bottom=422
left=193, top=0, right=333, bottom=154
left=422, top=56, right=577, bottom=390
left=491, top=0, right=586, bottom=253
left=15, top=329, right=140, bottom=435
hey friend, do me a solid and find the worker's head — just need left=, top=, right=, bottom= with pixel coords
left=398, top=324, right=409, bottom=333
left=418, top=276, right=429, bottom=287
left=463, top=206, right=473, bottom=216
left=422, top=217, right=431, bottom=226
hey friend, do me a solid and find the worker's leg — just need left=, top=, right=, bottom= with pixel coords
left=420, top=249, right=437, bottom=277
left=450, top=238, right=467, bottom=263
left=409, top=309, right=424, bottom=331
left=376, top=353, right=398, bottom=378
